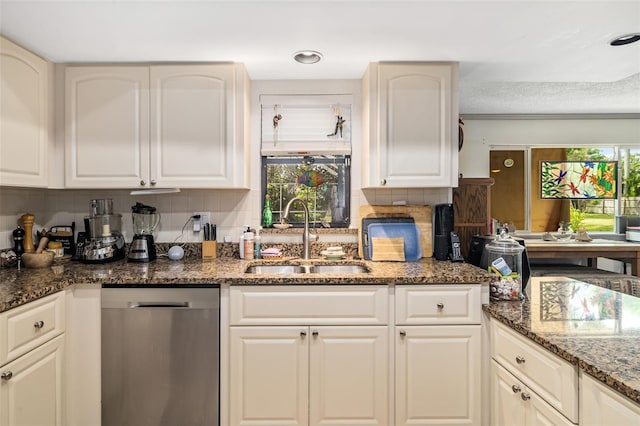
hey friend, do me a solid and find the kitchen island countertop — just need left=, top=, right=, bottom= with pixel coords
left=0, top=256, right=493, bottom=313
left=485, top=276, right=640, bottom=406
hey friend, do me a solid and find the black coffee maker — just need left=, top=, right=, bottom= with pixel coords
left=127, top=202, right=160, bottom=262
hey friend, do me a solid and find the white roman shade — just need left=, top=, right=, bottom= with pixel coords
left=260, top=94, right=352, bottom=156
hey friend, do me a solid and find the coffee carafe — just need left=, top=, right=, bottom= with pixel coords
left=128, top=202, right=160, bottom=262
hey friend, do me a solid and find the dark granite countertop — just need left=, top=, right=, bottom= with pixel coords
left=0, top=256, right=493, bottom=313
left=485, top=276, right=640, bottom=406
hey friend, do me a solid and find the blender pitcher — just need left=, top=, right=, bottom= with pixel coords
left=131, top=202, right=160, bottom=235
left=128, top=202, right=160, bottom=262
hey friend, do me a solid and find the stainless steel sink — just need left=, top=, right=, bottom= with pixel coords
left=244, top=265, right=306, bottom=274
left=244, top=263, right=369, bottom=274
left=310, top=264, right=369, bottom=274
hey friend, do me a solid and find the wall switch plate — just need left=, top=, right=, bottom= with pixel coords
left=193, top=212, right=210, bottom=232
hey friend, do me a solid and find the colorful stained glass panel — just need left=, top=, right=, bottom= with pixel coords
left=540, top=161, right=618, bottom=199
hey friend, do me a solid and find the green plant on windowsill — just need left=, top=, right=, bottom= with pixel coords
left=570, top=205, right=585, bottom=233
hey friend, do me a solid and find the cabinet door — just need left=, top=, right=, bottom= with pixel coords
left=492, top=360, right=526, bottom=426
left=150, top=64, right=236, bottom=187
left=0, top=334, right=64, bottom=426
left=0, top=36, right=49, bottom=187
left=230, top=327, right=309, bottom=426
left=492, top=361, right=574, bottom=426
left=65, top=66, right=149, bottom=188
left=580, top=372, right=640, bottom=426
left=395, top=325, right=481, bottom=425
left=364, top=62, right=457, bottom=188
left=309, top=326, right=388, bottom=426
left=491, top=320, right=578, bottom=422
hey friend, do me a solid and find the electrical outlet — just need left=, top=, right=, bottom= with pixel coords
left=192, top=212, right=210, bottom=232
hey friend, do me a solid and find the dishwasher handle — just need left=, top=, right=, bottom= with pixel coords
left=128, top=301, right=191, bottom=308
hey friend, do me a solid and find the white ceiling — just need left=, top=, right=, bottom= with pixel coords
left=1, top=0, right=639, bottom=114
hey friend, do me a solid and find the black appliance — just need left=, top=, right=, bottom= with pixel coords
left=467, top=234, right=531, bottom=290
left=433, top=203, right=454, bottom=260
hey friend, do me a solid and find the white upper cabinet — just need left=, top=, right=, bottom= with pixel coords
left=149, top=65, right=242, bottom=187
left=362, top=62, right=458, bottom=188
left=65, top=63, right=249, bottom=189
left=65, top=66, right=150, bottom=188
left=0, top=36, right=50, bottom=187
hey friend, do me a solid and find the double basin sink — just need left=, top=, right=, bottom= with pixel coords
left=245, top=263, right=370, bottom=275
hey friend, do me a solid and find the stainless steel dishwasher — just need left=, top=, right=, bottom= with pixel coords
left=101, top=286, right=219, bottom=426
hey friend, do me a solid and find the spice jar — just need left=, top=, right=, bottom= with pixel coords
left=47, top=241, right=64, bottom=258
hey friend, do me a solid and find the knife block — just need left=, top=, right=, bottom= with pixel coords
left=202, top=241, right=217, bottom=259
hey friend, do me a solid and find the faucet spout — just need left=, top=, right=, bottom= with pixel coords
left=283, top=197, right=318, bottom=260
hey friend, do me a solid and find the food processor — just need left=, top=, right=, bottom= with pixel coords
left=81, top=199, right=126, bottom=263
left=128, top=202, right=161, bottom=262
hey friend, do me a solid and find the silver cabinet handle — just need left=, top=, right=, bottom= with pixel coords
left=511, top=384, right=521, bottom=393
left=399, top=330, right=406, bottom=337
left=521, top=392, right=531, bottom=401
left=437, top=302, right=444, bottom=309
left=300, top=331, right=307, bottom=337
left=1, top=371, right=12, bottom=381
left=312, top=330, right=319, bottom=337
left=150, top=180, right=157, bottom=186
left=516, top=356, right=526, bottom=364
left=140, top=180, right=146, bottom=186
left=34, top=320, right=45, bottom=329
left=380, top=179, right=387, bottom=186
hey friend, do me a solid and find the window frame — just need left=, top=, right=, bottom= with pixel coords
left=261, top=155, right=351, bottom=229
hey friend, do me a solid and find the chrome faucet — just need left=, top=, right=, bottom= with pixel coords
left=282, top=197, right=318, bottom=260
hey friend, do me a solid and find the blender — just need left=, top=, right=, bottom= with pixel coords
left=128, top=202, right=160, bottom=262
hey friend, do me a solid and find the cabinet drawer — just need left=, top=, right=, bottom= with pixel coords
left=491, top=320, right=578, bottom=423
left=230, top=286, right=388, bottom=325
left=396, top=285, right=481, bottom=325
left=0, top=292, right=65, bottom=365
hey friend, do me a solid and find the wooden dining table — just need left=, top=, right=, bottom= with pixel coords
left=524, top=238, right=640, bottom=276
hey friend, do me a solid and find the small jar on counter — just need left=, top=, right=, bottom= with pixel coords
left=47, top=241, right=64, bottom=258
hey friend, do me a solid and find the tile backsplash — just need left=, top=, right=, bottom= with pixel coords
left=0, top=187, right=450, bottom=249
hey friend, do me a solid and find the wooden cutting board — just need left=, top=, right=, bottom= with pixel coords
left=370, top=237, right=406, bottom=261
left=358, top=205, right=432, bottom=258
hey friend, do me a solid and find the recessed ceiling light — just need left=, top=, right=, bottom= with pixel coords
left=610, top=33, right=640, bottom=46
left=293, top=50, right=323, bottom=64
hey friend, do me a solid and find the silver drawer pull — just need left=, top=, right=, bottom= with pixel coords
left=516, top=356, right=526, bottom=364
left=1, top=371, right=12, bottom=381
left=436, top=302, right=444, bottom=309
left=399, top=330, right=406, bottom=337
left=521, top=392, right=531, bottom=401
left=511, top=384, right=521, bottom=393
left=34, top=320, right=45, bottom=329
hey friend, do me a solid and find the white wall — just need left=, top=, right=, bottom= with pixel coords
left=459, top=117, right=640, bottom=178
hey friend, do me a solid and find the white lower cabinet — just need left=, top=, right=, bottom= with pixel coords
left=0, top=335, right=64, bottom=426
left=395, top=285, right=481, bottom=426
left=395, top=325, right=481, bottom=425
left=580, top=371, right=640, bottom=426
left=230, top=326, right=388, bottom=426
left=490, top=320, right=578, bottom=425
left=228, top=286, right=389, bottom=426
left=492, top=360, right=574, bottom=426
left=0, top=292, right=66, bottom=426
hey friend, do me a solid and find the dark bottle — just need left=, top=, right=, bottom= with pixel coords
left=12, top=226, right=25, bottom=269
left=262, top=195, right=273, bottom=228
